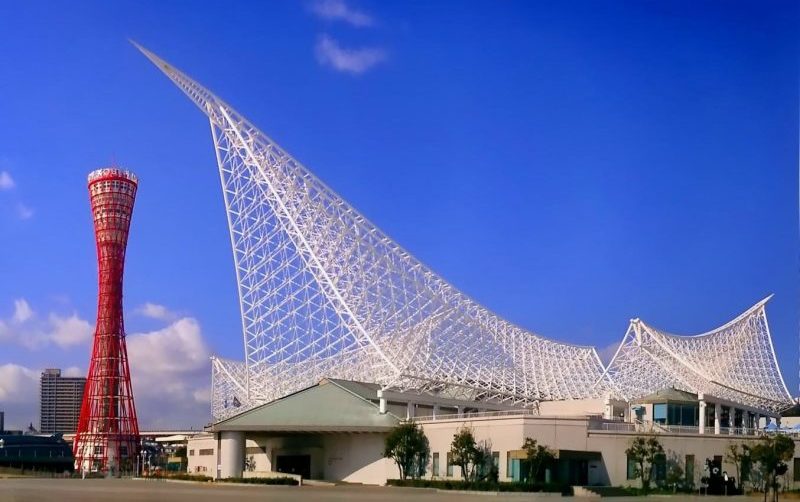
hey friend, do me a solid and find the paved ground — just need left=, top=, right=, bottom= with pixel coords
left=0, top=478, right=768, bottom=501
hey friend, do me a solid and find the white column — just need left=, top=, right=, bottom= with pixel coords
left=378, top=390, right=387, bottom=414
left=776, top=416, right=782, bottom=428
left=219, top=431, right=245, bottom=479
left=457, top=406, right=464, bottom=418
left=714, top=403, right=721, bottom=435
left=698, top=401, right=706, bottom=434
left=406, top=402, right=415, bottom=420
left=433, top=404, right=440, bottom=420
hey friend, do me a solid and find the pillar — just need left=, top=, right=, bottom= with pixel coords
left=406, top=402, right=415, bottom=420
left=776, top=416, right=782, bottom=429
left=755, top=413, right=760, bottom=432
left=457, top=406, right=464, bottom=418
left=714, top=403, right=721, bottom=435
left=433, top=404, right=440, bottom=420
left=219, top=431, right=245, bottom=479
left=698, top=401, right=706, bottom=434
left=377, top=389, right=387, bottom=414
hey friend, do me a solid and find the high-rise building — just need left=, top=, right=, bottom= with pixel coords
left=74, top=168, right=140, bottom=475
left=39, top=368, right=85, bottom=434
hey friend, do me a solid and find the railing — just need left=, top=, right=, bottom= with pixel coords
left=414, top=409, right=540, bottom=422
left=414, top=409, right=605, bottom=422
left=588, top=421, right=767, bottom=436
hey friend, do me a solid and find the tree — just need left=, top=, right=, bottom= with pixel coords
left=625, top=435, right=664, bottom=493
left=384, top=421, right=430, bottom=480
left=521, top=437, right=556, bottom=484
left=725, top=443, right=751, bottom=492
left=750, top=434, right=795, bottom=502
left=449, top=426, right=487, bottom=482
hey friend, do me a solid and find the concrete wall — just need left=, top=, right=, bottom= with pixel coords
left=420, top=415, right=800, bottom=488
left=538, top=398, right=604, bottom=417
left=187, top=434, right=217, bottom=476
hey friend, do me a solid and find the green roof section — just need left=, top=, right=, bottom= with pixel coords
left=632, top=387, right=699, bottom=404
left=213, top=379, right=402, bottom=432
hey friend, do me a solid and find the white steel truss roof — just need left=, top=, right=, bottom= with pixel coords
left=135, top=44, right=793, bottom=421
left=135, top=44, right=607, bottom=420
left=597, top=296, right=792, bottom=413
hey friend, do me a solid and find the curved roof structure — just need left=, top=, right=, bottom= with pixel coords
left=135, top=44, right=792, bottom=421
left=598, top=296, right=793, bottom=413
left=135, top=44, right=607, bottom=420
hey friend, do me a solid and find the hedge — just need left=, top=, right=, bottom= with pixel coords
left=218, top=476, right=299, bottom=485
left=387, top=479, right=571, bottom=494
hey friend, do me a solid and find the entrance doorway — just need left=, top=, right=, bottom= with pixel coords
left=275, top=454, right=311, bottom=479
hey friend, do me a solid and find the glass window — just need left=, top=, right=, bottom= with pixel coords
left=627, top=455, right=637, bottom=480
left=686, top=455, right=695, bottom=484
left=794, top=458, right=800, bottom=482
left=432, top=452, right=439, bottom=477
left=653, top=454, right=666, bottom=481
left=506, top=452, right=512, bottom=479
left=446, top=452, right=453, bottom=477
left=492, top=451, right=499, bottom=468
left=653, top=403, right=667, bottom=424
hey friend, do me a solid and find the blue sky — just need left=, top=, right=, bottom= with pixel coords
left=0, top=0, right=797, bottom=428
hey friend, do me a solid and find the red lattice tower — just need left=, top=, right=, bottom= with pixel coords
left=74, top=168, right=140, bottom=475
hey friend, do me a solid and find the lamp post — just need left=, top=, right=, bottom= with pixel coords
left=140, top=449, right=147, bottom=477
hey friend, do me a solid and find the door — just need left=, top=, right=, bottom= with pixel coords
left=275, top=454, right=311, bottom=479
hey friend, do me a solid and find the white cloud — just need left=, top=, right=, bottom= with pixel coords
left=62, top=366, right=84, bottom=378
left=0, top=364, right=40, bottom=429
left=0, top=171, right=14, bottom=190
left=48, top=313, right=93, bottom=348
left=16, top=203, right=34, bottom=220
left=309, top=0, right=374, bottom=27
left=127, top=317, right=212, bottom=428
left=315, top=34, right=386, bottom=74
left=12, top=298, right=33, bottom=323
left=0, top=299, right=93, bottom=350
left=597, top=341, right=621, bottom=366
left=136, top=302, right=177, bottom=321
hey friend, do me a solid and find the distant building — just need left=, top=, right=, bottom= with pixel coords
left=40, top=369, right=85, bottom=434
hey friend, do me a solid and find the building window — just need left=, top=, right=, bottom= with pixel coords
left=685, top=455, right=695, bottom=484
left=446, top=452, right=454, bottom=477
left=626, top=455, right=637, bottom=480
left=506, top=452, right=512, bottom=479
left=189, top=449, right=195, bottom=456
left=432, top=452, right=439, bottom=477
left=119, top=445, right=128, bottom=457
left=198, top=448, right=214, bottom=456
left=652, top=454, right=666, bottom=481
left=653, top=403, right=667, bottom=424
left=794, top=458, right=800, bottom=482
left=492, top=451, right=499, bottom=469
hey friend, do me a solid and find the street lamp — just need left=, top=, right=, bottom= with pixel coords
left=139, top=449, right=147, bottom=477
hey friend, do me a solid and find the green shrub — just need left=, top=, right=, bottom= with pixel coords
left=386, top=478, right=570, bottom=494
left=158, top=472, right=212, bottom=482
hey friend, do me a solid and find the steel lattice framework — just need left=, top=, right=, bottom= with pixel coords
left=135, top=45, right=608, bottom=421
left=74, top=168, right=140, bottom=473
left=597, top=296, right=792, bottom=413
left=135, top=44, right=793, bottom=421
